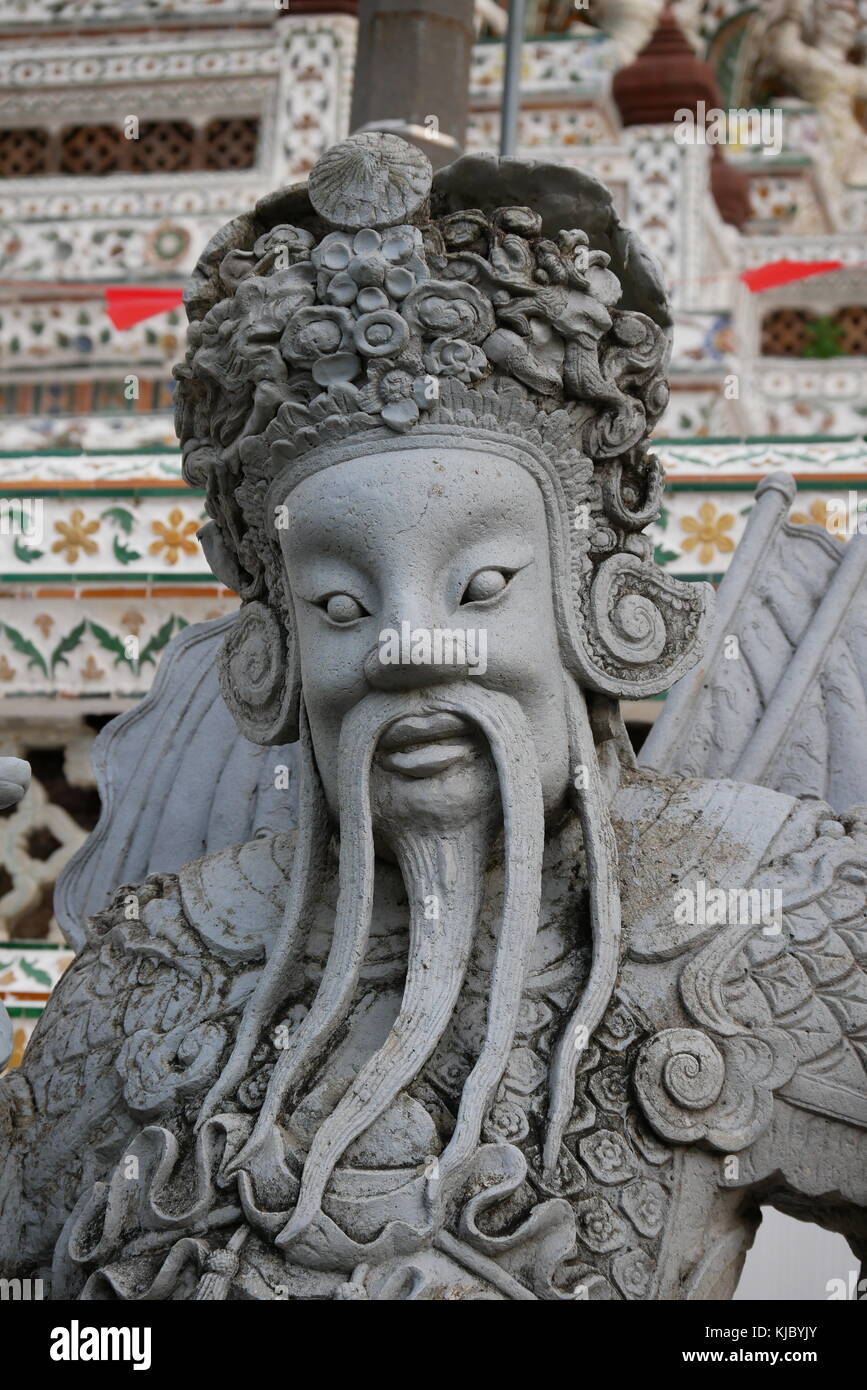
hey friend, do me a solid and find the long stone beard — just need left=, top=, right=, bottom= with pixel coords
left=200, top=679, right=621, bottom=1248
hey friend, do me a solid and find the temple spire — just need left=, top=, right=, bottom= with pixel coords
left=611, top=2, right=750, bottom=228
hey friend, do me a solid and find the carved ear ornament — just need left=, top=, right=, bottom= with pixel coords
left=218, top=599, right=300, bottom=745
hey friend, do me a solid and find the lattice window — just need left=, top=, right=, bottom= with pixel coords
left=760, top=310, right=810, bottom=356
left=836, top=306, right=867, bottom=355
left=0, top=119, right=260, bottom=176
left=130, top=121, right=197, bottom=174
left=60, top=124, right=122, bottom=176
left=762, top=306, right=867, bottom=356
left=0, top=737, right=100, bottom=941
left=0, top=127, right=50, bottom=177
left=203, top=117, right=259, bottom=170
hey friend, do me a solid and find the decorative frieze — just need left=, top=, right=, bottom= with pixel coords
left=0, top=595, right=238, bottom=697
left=0, top=215, right=226, bottom=281
left=656, top=437, right=867, bottom=477
left=466, top=106, right=622, bottom=153
left=0, top=299, right=183, bottom=371
left=0, top=450, right=184, bottom=484
left=0, top=35, right=282, bottom=89
left=0, top=381, right=177, bottom=424
left=470, top=34, right=621, bottom=98
left=0, top=494, right=210, bottom=578
left=0, top=0, right=278, bottom=23
left=0, top=172, right=265, bottom=222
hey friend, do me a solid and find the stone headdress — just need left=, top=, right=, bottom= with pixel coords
left=174, top=133, right=711, bottom=744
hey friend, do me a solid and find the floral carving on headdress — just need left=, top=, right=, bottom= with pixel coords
left=175, top=137, right=671, bottom=475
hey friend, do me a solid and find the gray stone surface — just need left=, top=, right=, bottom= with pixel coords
left=1, top=134, right=865, bottom=1300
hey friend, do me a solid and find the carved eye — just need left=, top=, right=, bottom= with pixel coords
left=461, top=568, right=510, bottom=604
left=322, top=593, right=367, bottom=624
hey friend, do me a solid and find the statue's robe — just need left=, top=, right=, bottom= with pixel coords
left=2, top=772, right=866, bottom=1300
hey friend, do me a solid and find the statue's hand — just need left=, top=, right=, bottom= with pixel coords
left=0, top=757, right=30, bottom=810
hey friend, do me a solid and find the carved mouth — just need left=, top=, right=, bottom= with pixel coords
left=376, top=711, right=479, bottom=778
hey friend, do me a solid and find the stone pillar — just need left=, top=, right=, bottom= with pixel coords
left=349, top=0, right=475, bottom=168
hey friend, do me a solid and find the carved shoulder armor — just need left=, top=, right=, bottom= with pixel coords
left=616, top=776, right=867, bottom=1210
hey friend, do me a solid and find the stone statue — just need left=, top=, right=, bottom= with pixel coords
left=757, top=0, right=867, bottom=188
left=1, top=134, right=865, bottom=1301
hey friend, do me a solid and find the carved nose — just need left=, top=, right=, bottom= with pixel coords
left=363, top=629, right=473, bottom=690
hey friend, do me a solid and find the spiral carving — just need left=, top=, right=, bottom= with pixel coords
left=578, top=551, right=713, bottom=698
left=606, top=592, right=667, bottom=663
left=218, top=601, right=300, bottom=745
left=661, top=1040, right=724, bottom=1111
left=634, top=1029, right=725, bottom=1144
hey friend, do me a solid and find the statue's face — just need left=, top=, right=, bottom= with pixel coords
left=279, top=445, right=571, bottom=825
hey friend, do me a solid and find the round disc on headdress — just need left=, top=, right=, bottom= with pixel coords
left=308, top=132, right=433, bottom=231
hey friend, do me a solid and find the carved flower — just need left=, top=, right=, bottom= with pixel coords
left=426, top=1046, right=471, bottom=1095
left=307, top=132, right=431, bottom=229
left=596, top=1000, right=641, bottom=1053
left=578, top=1128, right=636, bottom=1185
left=575, top=1196, right=627, bottom=1254
left=237, top=1065, right=273, bottom=1110
left=440, top=210, right=490, bottom=251
left=202, top=267, right=315, bottom=385
left=456, top=998, right=488, bottom=1054
left=353, top=308, right=410, bottom=358
left=634, top=1025, right=797, bottom=1152
left=312, top=225, right=428, bottom=310
left=530, top=1142, right=587, bottom=1198
left=233, top=266, right=316, bottom=344
left=119, top=1020, right=227, bottom=1115
left=423, top=335, right=487, bottom=382
left=253, top=224, right=315, bottom=264
left=493, top=206, right=542, bottom=238
left=358, top=356, right=436, bottom=432
left=52, top=508, right=100, bottom=564
left=502, top=1045, right=546, bottom=1096
left=612, top=1248, right=653, bottom=1299
left=402, top=279, right=495, bottom=345
left=483, top=1099, right=529, bottom=1143
left=620, top=1178, right=666, bottom=1238
left=589, top=1063, right=630, bottom=1113
left=680, top=501, right=736, bottom=565
left=515, top=996, right=553, bottom=1039
left=281, top=304, right=355, bottom=366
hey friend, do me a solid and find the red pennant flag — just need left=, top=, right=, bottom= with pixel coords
left=740, top=259, right=845, bottom=293
left=105, top=286, right=185, bottom=329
